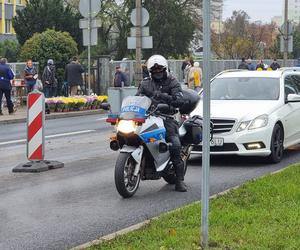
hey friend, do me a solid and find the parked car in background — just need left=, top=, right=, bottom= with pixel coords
left=191, top=68, right=300, bottom=163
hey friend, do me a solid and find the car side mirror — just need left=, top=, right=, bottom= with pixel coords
left=287, top=94, right=300, bottom=103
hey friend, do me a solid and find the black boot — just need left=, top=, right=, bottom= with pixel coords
left=175, top=163, right=187, bottom=192
left=175, top=178, right=187, bottom=192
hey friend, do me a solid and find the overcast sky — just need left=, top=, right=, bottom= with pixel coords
left=223, top=0, right=283, bottom=23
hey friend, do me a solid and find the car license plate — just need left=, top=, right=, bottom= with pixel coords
left=200, top=138, right=224, bottom=147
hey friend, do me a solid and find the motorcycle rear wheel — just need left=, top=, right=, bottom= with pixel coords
left=114, top=152, right=141, bottom=198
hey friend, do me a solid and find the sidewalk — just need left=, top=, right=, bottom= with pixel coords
left=0, top=106, right=107, bottom=125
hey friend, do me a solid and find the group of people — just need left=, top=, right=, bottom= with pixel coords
left=24, top=56, right=84, bottom=98
left=0, top=56, right=84, bottom=116
left=182, top=57, right=202, bottom=92
left=238, top=58, right=281, bottom=71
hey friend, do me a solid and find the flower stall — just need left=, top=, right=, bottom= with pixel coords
left=45, top=95, right=108, bottom=112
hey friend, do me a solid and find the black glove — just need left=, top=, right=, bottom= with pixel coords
left=153, top=90, right=162, bottom=99
left=153, top=91, right=172, bottom=103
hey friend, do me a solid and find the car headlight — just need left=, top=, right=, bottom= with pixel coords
left=117, top=120, right=136, bottom=134
left=248, top=115, right=268, bottom=130
left=236, top=121, right=251, bottom=132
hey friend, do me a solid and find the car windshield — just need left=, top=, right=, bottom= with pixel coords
left=208, top=77, right=280, bottom=100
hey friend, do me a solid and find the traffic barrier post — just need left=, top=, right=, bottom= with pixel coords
left=13, top=90, right=64, bottom=173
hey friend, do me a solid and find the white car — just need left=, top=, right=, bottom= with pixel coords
left=190, top=68, right=300, bottom=163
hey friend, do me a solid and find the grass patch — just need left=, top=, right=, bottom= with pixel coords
left=88, top=165, right=300, bottom=250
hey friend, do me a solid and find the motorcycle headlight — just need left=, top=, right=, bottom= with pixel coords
left=236, top=120, right=251, bottom=132
left=248, top=115, right=268, bottom=130
left=117, top=120, right=136, bottom=134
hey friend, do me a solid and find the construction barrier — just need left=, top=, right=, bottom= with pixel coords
left=27, top=91, right=45, bottom=161
left=13, top=90, right=64, bottom=173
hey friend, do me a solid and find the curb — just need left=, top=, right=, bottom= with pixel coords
left=0, top=109, right=107, bottom=125
left=71, top=164, right=294, bottom=250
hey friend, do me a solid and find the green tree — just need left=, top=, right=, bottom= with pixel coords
left=212, top=10, right=277, bottom=59
left=81, top=0, right=196, bottom=60
left=0, top=40, right=20, bottom=62
left=19, top=29, right=78, bottom=93
left=143, top=0, right=195, bottom=58
left=13, top=0, right=82, bottom=51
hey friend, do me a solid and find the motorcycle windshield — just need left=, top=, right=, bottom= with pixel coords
left=120, top=96, right=151, bottom=120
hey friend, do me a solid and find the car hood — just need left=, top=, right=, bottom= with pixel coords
left=190, top=100, right=281, bottom=121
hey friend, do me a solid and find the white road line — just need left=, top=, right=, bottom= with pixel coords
left=0, top=130, right=96, bottom=146
left=0, top=139, right=26, bottom=146
left=46, top=130, right=95, bottom=139
left=96, top=117, right=107, bottom=121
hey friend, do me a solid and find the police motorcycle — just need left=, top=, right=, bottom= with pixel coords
left=106, top=89, right=203, bottom=198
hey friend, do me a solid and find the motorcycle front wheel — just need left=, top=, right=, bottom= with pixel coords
left=114, top=152, right=141, bottom=198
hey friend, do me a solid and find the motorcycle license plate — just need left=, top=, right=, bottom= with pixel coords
left=201, top=138, right=224, bottom=147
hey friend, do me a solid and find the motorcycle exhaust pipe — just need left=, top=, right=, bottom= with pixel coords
left=110, top=140, right=120, bottom=151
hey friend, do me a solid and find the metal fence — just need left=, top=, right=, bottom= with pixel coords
left=83, top=58, right=298, bottom=95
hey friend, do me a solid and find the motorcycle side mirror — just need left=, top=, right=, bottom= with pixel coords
left=156, top=104, right=170, bottom=113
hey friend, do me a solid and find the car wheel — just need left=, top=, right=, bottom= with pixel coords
left=267, top=124, right=284, bottom=163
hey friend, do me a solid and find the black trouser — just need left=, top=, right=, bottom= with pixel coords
left=0, top=88, right=14, bottom=113
left=163, top=118, right=185, bottom=180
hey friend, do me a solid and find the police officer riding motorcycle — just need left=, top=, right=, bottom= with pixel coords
left=136, top=55, right=187, bottom=192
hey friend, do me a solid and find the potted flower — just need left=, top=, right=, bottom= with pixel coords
left=55, top=99, right=65, bottom=112
left=46, top=98, right=56, bottom=112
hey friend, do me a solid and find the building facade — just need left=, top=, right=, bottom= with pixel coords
left=0, top=0, right=25, bottom=41
left=286, top=0, right=300, bottom=24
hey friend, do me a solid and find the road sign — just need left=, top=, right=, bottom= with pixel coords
left=280, top=35, right=293, bottom=53
left=280, top=21, right=294, bottom=36
left=130, top=27, right=149, bottom=37
left=79, top=0, right=101, bottom=18
left=79, top=18, right=101, bottom=29
left=127, top=36, right=153, bottom=49
left=130, top=7, right=149, bottom=26
left=83, top=28, right=98, bottom=46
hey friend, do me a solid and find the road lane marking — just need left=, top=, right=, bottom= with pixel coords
left=0, top=139, right=26, bottom=145
left=96, top=117, right=107, bottom=121
left=46, top=130, right=95, bottom=139
left=0, top=130, right=96, bottom=146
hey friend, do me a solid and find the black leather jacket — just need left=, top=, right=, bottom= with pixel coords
left=136, top=75, right=184, bottom=110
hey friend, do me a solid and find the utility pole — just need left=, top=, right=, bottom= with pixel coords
left=202, top=0, right=211, bottom=248
left=88, top=0, right=92, bottom=94
left=284, top=0, right=288, bottom=66
left=135, top=0, right=142, bottom=86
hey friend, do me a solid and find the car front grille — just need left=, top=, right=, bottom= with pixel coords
left=192, top=143, right=239, bottom=152
left=211, top=118, right=236, bottom=134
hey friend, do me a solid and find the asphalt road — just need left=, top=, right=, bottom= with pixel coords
left=0, top=114, right=300, bottom=250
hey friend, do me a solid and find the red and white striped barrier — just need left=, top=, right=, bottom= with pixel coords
left=27, top=90, right=45, bottom=161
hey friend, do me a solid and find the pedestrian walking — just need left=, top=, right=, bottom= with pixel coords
left=269, top=59, right=281, bottom=70
left=0, top=58, right=14, bottom=115
left=42, top=59, right=57, bottom=98
left=64, top=56, right=84, bottom=96
left=188, top=61, right=202, bottom=92
left=184, top=60, right=193, bottom=85
left=181, top=57, right=189, bottom=81
left=113, top=66, right=128, bottom=87
left=142, top=63, right=149, bottom=79
left=238, top=58, right=249, bottom=69
left=24, top=59, right=38, bottom=94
